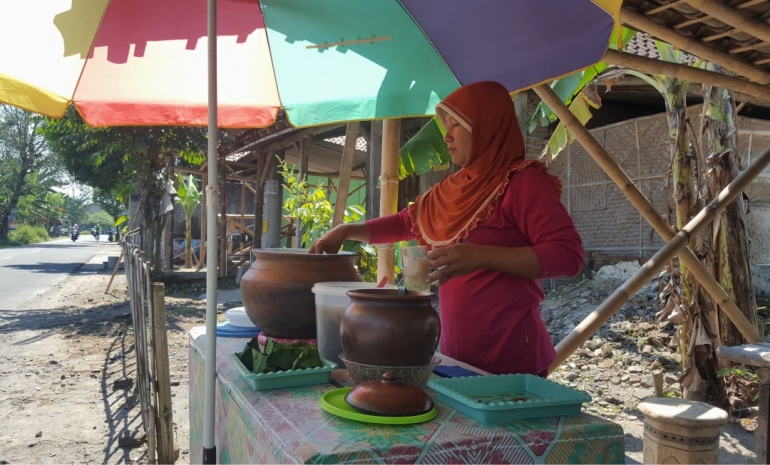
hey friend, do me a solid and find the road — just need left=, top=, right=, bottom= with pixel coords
left=0, top=235, right=113, bottom=310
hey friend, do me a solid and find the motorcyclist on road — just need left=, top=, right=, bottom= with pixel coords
left=71, top=224, right=79, bottom=242
left=94, top=224, right=101, bottom=241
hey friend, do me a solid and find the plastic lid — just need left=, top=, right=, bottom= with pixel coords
left=311, top=281, right=382, bottom=296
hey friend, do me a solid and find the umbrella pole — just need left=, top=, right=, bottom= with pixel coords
left=203, top=0, right=219, bottom=463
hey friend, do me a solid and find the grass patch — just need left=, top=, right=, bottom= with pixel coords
left=8, top=224, right=50, bottom=244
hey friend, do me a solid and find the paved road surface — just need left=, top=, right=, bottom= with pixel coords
left=0, top=235, right=116, bottom=310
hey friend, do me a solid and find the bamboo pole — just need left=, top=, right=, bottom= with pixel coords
left=645, top=0, right=687, bottom=16
left=174, top=166, right=259, bottom=184
left=686, top=0, right=770, bottom=43
left=252, top=153, right=267, bottom=250
left=367, top=121, right=383, bottom=220
left=105, top=195, right=144, bottom=294
left=199, top=175, right=207, bottom=268
left=332, top=122, right=360, bottom=227
left=534, top=85, right=762, bottom=346
left=549, top=143, right=770, bottom=373
left=151, top=283, right=175, bottom=464
left=219, top=158, right=227, bottom=276
left=296, top=138, right=310, bottom=246
left=164, top=159, right=174, bottom=273
left=603, top=49, right=770, bottom=106
left=203, top=0, right=219, bottom=459
left=621, top=7, right=770, bottom=84
left=378, top=119, right=400, bottom=285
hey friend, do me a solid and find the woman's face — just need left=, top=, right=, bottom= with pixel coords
left=443, top=114, right=472, bottom=168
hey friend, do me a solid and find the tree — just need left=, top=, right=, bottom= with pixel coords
left=16, top=186, right=66, bottom=229
left=175, top=174, right=201, bottom=268
left=86, top=210, right=115, bottom=231
left=41, top=107, right=206, bottom=271
left=92, top=188, right=127, bottom=221
left=63, top=192, right=91, bottom=228
left=0, top=105, right=63, bottom=240
left=278, top=158, right=376, bottom=279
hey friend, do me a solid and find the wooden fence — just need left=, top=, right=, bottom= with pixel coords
left=124, top=241, right=175, bottom=464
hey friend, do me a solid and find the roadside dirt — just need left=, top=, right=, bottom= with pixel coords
left=0, top=251, right=222, bottom=465
left=0, top=257, right=762, bottom=464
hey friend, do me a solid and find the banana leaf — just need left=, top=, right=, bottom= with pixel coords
left=398, top=117, right=451, bottom=179
left=526, top=25, right=638, bottom=132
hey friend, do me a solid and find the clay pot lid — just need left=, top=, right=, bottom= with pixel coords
left=345, top=372, right=434, bottom=416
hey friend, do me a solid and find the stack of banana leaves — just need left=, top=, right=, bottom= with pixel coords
left=237, top=336, right=324, bottom=374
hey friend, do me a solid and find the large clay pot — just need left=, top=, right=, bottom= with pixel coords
left=240, top=249, right=359, bottom=338
left=340, top=289, right=440, bottom=366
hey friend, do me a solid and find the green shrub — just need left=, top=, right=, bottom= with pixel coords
left=9, top=224, right=49, bottom=244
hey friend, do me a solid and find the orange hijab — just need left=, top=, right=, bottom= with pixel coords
left=408, top=81, right=562, bottom=247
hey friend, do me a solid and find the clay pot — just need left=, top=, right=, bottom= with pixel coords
left=345, top=372, right=433, bottom=416
left=240, top=249, right=359, bottom=338
left=340, top=289, right=440, bottom=366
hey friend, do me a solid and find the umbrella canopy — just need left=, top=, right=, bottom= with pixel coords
left=1, top=2, right=622, bottom=461
left=1, top=0, right=621, bottom=128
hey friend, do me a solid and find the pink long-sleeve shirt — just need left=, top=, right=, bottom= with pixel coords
left=366, top=167, right=584, bottom=375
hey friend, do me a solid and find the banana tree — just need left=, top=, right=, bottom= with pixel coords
left=625, top=44, right=726, bottom=405
left=698, top=63, right=758, bottom=359
left=175, top=174, right=201, bottom=269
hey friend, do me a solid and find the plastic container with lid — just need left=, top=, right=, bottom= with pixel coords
left=311, top=281, right=382, bottom=366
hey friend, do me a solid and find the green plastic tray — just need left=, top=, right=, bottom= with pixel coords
left=428, top=374, right=591, bottom=422
left=230, top=354, right=337, bottom=391
left=319, top=388, right=437, bottom=424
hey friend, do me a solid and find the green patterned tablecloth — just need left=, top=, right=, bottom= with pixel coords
left=189, top=327, right=625, bottom=464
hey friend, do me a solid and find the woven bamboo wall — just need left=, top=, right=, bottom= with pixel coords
left=544, top=105, right=770, bottom=264
left=736, top=124, right=770, bottom=264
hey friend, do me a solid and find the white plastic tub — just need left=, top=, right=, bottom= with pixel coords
left=312, top=282, right=382, bottom=366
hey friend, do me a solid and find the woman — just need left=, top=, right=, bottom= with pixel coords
left=309, top=81, right=583, bottom=376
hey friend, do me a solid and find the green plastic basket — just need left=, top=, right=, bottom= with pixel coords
left=428, top=373, right=591, bottom=422
left=230, top=354, right=337, bottom=391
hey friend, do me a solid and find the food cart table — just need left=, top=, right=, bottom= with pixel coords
left=189, top=327, right=625, bottom=464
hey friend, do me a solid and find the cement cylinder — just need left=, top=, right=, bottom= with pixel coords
left=638, top=397, right=727, bottom=464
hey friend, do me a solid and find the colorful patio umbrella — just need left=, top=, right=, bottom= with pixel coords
left=1, top=0, right=621, bottom=129
left=0, top=0, right=622, bottom=461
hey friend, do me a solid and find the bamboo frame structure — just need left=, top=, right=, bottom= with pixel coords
left=620, top=7, right=770, bottom=85
left=549, top=142, right=770, bottom=372
left=535, top=85, right=762, bottom=345
left=332, top=122, right=360, bottom=227
left=685, top=0, right=770, bottom=43
left=603, top=49, right=770, bottom=106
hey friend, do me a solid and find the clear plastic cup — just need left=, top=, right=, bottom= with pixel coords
left=401, top=246, right=430, bottom=292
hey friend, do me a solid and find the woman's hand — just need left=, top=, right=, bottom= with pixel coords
left=427, top=244, right=483, bottom=285
left=308, top=227, right=347, bottom=254
left=308, top=223, right=372, bottom=254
